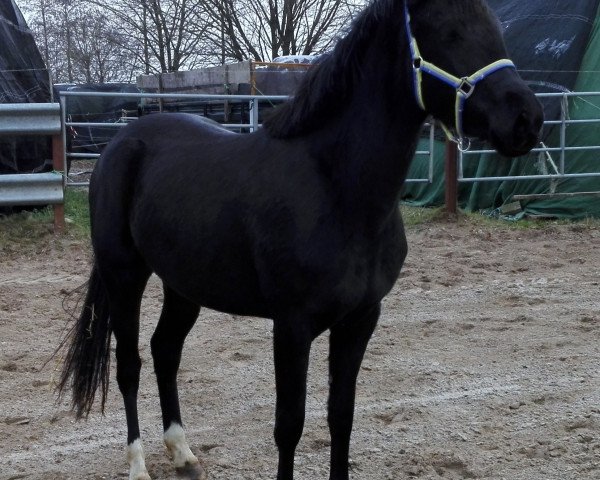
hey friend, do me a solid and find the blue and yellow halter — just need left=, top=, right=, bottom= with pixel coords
left=404, top=4, right=516, bottom=149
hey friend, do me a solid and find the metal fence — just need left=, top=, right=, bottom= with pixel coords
left=58, top=90, right=437, bottom=187
left=458, top=91, right=600, bottom=183
left=57, top=90, right=600, bottom=191
left=2, top=91, right=598, bottom=227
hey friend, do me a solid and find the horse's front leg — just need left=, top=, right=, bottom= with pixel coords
left=328, top=303, right=381, bottom=480
left=273, top=319, right=313, bottom=480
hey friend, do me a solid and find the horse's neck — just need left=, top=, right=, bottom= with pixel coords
left=311, top=71, right=427, bottom=226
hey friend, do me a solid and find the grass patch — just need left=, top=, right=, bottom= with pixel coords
left=0, top=188, right=90, bottom=254
left=63, top=188, right=91, bottom=235
left=400, top=204, right=447, bottom=226
left=0, top=207, right=55, bottom=249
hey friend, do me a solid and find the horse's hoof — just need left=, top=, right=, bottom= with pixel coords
left=176, top=461, right=208, bottom=480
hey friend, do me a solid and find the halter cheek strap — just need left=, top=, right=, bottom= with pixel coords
left=404, top=4, right=516, bottom=148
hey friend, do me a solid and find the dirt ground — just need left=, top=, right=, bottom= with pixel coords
left=1, top=218, right=599, bottom=480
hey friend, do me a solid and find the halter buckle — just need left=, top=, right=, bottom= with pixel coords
left=458, top=78, right=475, bottom=98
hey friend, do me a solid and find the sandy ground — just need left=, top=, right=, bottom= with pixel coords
left=1, top=218, right=599, bottom=480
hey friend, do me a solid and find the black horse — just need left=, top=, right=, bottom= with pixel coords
left=58, top=0, right=543, bottom=479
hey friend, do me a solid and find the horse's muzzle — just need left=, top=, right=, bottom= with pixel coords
left=488, top=87, right=544, bottom=158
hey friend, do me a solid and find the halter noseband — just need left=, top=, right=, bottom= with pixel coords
left=404, top=4, right=516, bottom=149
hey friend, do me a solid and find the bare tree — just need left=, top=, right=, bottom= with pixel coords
left=19, top=0, right=364, bottom=83
left=83, top=0, right=214, bottom=73
left=22, top=0, right=134, bottom=83
left=205, top=0, right=363, bottom=62
left=70, top=14, right=133, bottom=83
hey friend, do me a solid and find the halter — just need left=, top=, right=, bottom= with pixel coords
left=404, top=3, right=516, bottom=149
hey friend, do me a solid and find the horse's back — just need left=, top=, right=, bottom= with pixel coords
left=93, top=113, right=233, bottom=180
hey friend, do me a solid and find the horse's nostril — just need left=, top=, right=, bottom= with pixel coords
left=515, top=109, right=541, bottom=137
left=505, top=89, right=544, bottom=142
left=511, top=108, right=542, bottom=152
left=517, top=111, right=529, bottom=129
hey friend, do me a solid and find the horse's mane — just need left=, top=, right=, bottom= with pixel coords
left=263, top=0, right=400, bottom=139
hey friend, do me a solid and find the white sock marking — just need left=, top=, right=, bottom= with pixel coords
left=127, top=439, right=151, bottom=480
left=164, top=423, right=199, bottom=468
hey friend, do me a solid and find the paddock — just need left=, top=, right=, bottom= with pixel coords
left=1, top=218, right=599, bottom=479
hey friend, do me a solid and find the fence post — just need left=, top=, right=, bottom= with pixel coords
left=249, top=99, right=259, bottom=132
left=445, top=140, right=458, bottom=214
left=52, top=134, right=65, bottom=232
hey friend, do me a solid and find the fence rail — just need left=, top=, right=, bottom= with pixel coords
left=58, top=90, right=438, bottom=187
left=0, top=102, right=61, bottom=136
left=59, top=90, right=600, bottom=192
left=0, top=172, right=63, bottom=206
left=458, top=91, right=600, bottom=183
left=0, top=103, right=65, bottom=231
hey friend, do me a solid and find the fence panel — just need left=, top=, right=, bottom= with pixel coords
left=0, top=103, right=64, bottom=231
left=0, top=103, right=61, bottom=136
left=59, top=90, right=438, bottom=187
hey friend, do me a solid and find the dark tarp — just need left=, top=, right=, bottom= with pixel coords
left=0, top=0, right=52, bottom=174
left=495, top=0, right=599, bottom=119
left=402, top=1, right=600, bottom=219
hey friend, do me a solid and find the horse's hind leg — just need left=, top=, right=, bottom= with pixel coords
left=151, top=285, right=205, bottom=479
left=97, top=259, right=151, bottom=480
left=328, top=303, right=380, bottom=480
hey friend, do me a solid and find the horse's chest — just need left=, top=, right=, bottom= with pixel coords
left=341, top=243, right=404, bottom=301
left=265, top=229, right=406, bottom=316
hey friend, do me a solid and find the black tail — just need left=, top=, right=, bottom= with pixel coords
left=56, top=264, right=112, bottom=418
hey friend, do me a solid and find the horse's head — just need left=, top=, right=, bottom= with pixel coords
left=406, top=0, right=543, bottom=157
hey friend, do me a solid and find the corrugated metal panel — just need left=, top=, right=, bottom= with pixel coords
left=0, top=172, right=63, bottom=206
left=0, top=103, right=61, bottom=136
